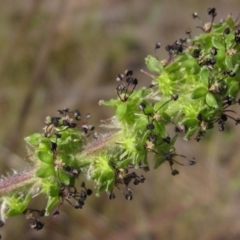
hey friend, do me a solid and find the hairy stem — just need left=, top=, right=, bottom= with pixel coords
left=0, top=131, right=119, bottom=196
left=0, top=168, right=37, bottom=195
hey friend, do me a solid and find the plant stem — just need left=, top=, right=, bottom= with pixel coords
left=0, top=168, right=37, bottom=196
left=0, top=131, right=120, bottom=196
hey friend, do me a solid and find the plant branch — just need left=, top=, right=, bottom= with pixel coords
left=0, top=131, right=120, bottom=197
left=0, top=168, right=37, bottom=196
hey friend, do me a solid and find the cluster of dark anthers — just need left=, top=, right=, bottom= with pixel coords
left=138, top=94, right=196, bottom=175
left=116, top=70, right=138, bottom=102
left=49, top=136, right=80, bottom=178
left=23, top=209, right=45, bottom=231
left=154, top=8, right=219, bottom=66
left=163, top=152, right=196, bottom=176
left=20, top=108, right=95, bottom=232
left=114, top=71, right=195, bottom=175
left=154, top=7, right=240, bottom=143
left=144, top=123, right=196, bottom=176
left=155, top=38, right=188, bottom=66
left=194, top=97, right=240, bottom=141
left=43, top=108, right=95, bottom=138
left=108, top=163, right=149, bottom=200
left=44, top=108, right=95, bottom=175
left=53, top=182, right=92, bottom=216
left=21, top=182, right=93, bottom=232
left=192, top=7, right=217, bottom=33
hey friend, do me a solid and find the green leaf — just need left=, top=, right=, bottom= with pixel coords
left=36, top=151, right=53, bottom=164
left=184, top=126, right=198, bottom=140
left=153, top=155, right=165, bottom=168
left=97, top=170, right=115, bottom=193
left=24, top=133, right=43, bottom=146
left=170, top=134, right=178, bottom=145
left=225, top=16, right=236, bottom=28
left=191, top=86, right=207, bottom=99
left=228, top=81, right=239, bottom=97
left=160, top=112, right=171, bottom=122
left=154, top=98, right=171, bottom=112
left=199, top=67, right=209, bottom=87
left=6, top=194, right=31, bottom=217
left=141, top=100, right=154, bottom=115
left=116, top=103, right=128, bottom=119
left=225, top=56, right=234, bottom=70
left=145, top=55, right=164, bottom=74
left=181, top=118, right=199, bottom=129
left=154, top=121, right=166, bottom=137
left=35, top=165, right=55, bottom=178
left=216, top=49, right=226, bottom=61
left=99, top=99, right=118, bottom=107
left=180, top=59, right=196, bottom=69
left=212, top=38, right=225, bottom=50
left=45, top=196, right=60, bottom=215
left=58, top=171, right=71, bottom=185
left=38, top=141, right=51, bottom=151
left=48, top=185, right=60, bottom=197
left=206, top=93, right=218, bottom=108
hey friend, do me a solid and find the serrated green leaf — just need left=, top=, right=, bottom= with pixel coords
left=191, top=86, right=208, bottom=99
left=145, top=55, right=163, bottom=74
left=206, top=93, right=218, bottom=108
left=36, top=151, right=53, bottom=164
left=35, top=165, right=55, bottom=178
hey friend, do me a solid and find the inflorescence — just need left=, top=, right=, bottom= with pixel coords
left=1, top=8, right=240, bottom=237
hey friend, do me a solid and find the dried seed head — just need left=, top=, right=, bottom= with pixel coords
left=108, top=193, right=115, bottom=200
left=139, top=103, right=146, bottom=110
left=172, top=169, right=179, bottom=176
left=124, top=70, right=133, bottom=76
left=192, top=12, right=198, bottom=19
left=146, top=123, right=155, bottom=130
left=116, top=73, right=124, bottom=81
left=0, top=221, right=4, bottom=228
left=224, top=27, right=230, bottom=35
left=155, top=42, right=161, bottom=49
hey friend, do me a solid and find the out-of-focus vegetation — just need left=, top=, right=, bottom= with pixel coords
left=1, top=1, right=240, bottom=239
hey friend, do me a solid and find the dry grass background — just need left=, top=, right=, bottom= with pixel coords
left=0, top=0, right=240, bottom=239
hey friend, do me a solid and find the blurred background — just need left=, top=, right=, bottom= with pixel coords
left=1, top=0, right=240, bottom=239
